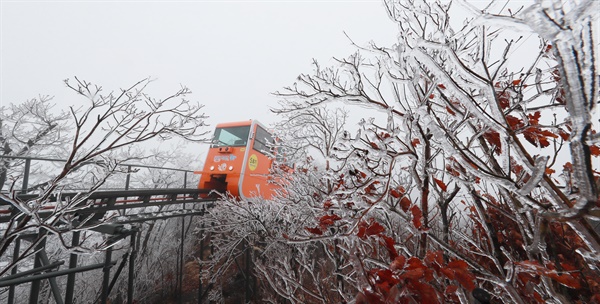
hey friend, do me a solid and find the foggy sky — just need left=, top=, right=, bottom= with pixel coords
left=1, top=0, right=398, bottom=129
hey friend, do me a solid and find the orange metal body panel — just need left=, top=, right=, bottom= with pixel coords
left=197, top=120, right=279, bottom=200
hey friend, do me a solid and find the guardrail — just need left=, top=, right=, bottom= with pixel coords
left=0, top=155, right=197, bottom=193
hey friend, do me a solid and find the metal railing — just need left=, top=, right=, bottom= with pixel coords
left=0, top=155, right=215, bottom=304
left=0, top=155, right=198, bottom=193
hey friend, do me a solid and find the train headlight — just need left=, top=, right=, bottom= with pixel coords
left=228, top=166, right=234, bottom=171
left=210, top=166, right=215, bottom=171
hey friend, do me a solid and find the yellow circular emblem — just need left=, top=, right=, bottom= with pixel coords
left=248, top=154, right=258, bottom=171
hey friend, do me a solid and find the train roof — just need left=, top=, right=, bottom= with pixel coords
left=214, top=120, right=271, bottom=131
left=214, top=120, right=254, bottom=128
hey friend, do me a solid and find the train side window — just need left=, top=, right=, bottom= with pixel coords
left=253, top=126, right=274, bottom=154
left=212, top=126, right=251, bottom=147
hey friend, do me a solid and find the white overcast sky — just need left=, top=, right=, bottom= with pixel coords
left=1, top=0, right=398, bottom=129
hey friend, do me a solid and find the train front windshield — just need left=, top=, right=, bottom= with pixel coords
left=212, top=126, right=251, bottom=147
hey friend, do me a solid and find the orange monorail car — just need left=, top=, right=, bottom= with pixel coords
left=196, top=120, right=281, bottom=200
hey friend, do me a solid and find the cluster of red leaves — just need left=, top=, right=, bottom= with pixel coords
left=483, top=194, right=527, bottom=258
left=446, top=162, right=462, bottom=177
left=482, top=130, right=503, bottom=154
left=497, top=90, right=511, bottom=110
left=472, top=192, right=600, bottom=302
left=353, top=216, right=476, bottom=304
left=520, top=112, right=558, bottom=148
left=515, top=260, right=581, bottom=291
left=435, top=83, right=463, bottom=116
left=551, top=69, right=566, bottom=105
left=390, top=186, right=411, bottom=212
left=365, top=180, right=381, bottom=195
left=444, top=157, right=481, bottom=183
left=410, top=205, right=423, bottom=229
left=305, top=213, right=342, bottom=235
left=545, top=223, right=600, bottom=298
left=357, top=218, right=386, bottom=239
left=483, top=111, right=561, bottom=154
left=357, top=250, right=476, bottom=304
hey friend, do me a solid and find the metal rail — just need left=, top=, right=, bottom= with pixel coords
left=0, top=188, right=217, bottom=223
left=1, top=187, right=220, bottom=304
left=1, top=155, right=219, bottom=304
left=0, top=155, right=197, bottom=193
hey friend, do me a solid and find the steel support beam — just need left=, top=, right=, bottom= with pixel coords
left=22, top=158, right=31, bottom=193
left=0, top=261, right=64, bottom=283
left=37, top=250, right=65, bottom=304
left=65, top=231, right=80, bottom=304
left=29, top=231, right=46, bottom=304
left=0, top=262, right=114, bottom=287
left=101, top=247, right=113, bottom=304
left=128, top=230, right=138, bottom=304
left=177, top=203, right=186, bottom=304
left=7, top=237, right=21, bottom=304
left=125, top=165, right=132, bottom=190
left=197, top=222, right=204, bottom=304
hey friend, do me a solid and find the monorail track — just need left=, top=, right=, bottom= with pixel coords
left=0, top=188, right=221, bottom=224
left=0, top=188, right=222, bottom=304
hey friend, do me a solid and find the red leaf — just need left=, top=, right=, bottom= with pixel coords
left=410, top=205, right=423, bottom=229
left=323, top=200, right=333, bottom=210
left=411, top=138, right=421, bottom=147
left=390, top=255, right=406, bottom=271
left=445, top=285, right=458, bottom=295
left=357, top=221, right=367, bottom=239
left=425, top=250, right=444, bottom=268
left=447, top=260, right=468, bottom=270
left=381, top=235, right=398, bottom=259
left=534, top=292, right=544, bottom=303
left=282, top=233, right=289, bottom=239
left=305, top=226, right=323, bottom=235
left=369, top=142, right=379, bottom=149
left=410, top=280, right=440, bottom=304
left=437, top=84, right=446, bottom=89
left=429, top=94, right=435, bottom=99
left=319, top=214, right=341, bottom=229
left=590, top=145, right=600, bottom=157
left=400, top=197, right=411, bottom=212
left=446, top=164, right=461, bottom=177
left=366, top=221, right=385, bottom=236
left=513, top=163, right=524, bottom=175
left=558, top=129, right=570, bottom=140
left=440, top=267, right=455, bottom=280
left=545, top=168, right=555, bottom=175
left=527, top=111, right=541, bottom=125
left=374, top=269, right=399, bottom=292
left=356, top=290, right=384, bottom=304
left=512, top=79, right=521, bottom=86
left=483, top=131, right=501, bottom=154
left=446, top=106, right=456, bottom=115
left=433, top=178, right=447, bottom=192
left=548, top=272, right=581, bottom=289
left=497, top=91, right=510, bottom=109
left=523, top=127, right=558, bottom=148
left=454, top=268, right=476, bottom=291
left=506, top=115, right=524, bottom=130
left=443, top=259, right=476, bottom=291
left=390, top=189, right=401, bottom=198
left=401, top=258, right=426, bottom=280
